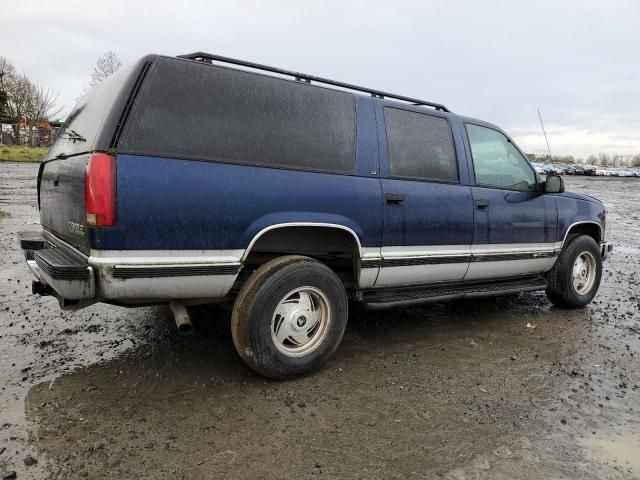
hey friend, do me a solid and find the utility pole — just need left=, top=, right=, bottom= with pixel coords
left=538, top=108, right=552, bottom=162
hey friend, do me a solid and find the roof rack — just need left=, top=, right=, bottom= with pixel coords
left=177, top=52, right=450, bottom=113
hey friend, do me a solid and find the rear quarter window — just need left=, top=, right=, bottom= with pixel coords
left=119, top=57, right=356, bottom=174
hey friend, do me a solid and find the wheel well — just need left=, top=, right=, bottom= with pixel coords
left=565, top=223, right=601, bottom=244
left=242, top=226, right=360, bottom=288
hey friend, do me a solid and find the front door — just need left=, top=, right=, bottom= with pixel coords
left=375, top=106, right=474, bottom=287
left=464, top=123, right=557, bottom=281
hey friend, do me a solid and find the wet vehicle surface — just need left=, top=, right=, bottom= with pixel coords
left=1, top=161, right=639, bottom=479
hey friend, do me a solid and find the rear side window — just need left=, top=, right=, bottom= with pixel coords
left=384, top=108, right=458, bottom=182
left=119, top=57, right=356, bottom=174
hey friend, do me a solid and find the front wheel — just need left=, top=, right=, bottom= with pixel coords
left=231, top=255, right=348, bottom=379
left=545, top=235, right=603, bottom=308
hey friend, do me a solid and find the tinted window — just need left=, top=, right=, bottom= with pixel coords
left=466, top=124, right=536, bottom=191
left=384, top=108, right=458, bottom=182
left=120, top=57, right=356, bottom=174
left=46, top=61, right=142, bottom=161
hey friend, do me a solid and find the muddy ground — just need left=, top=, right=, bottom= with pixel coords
left=1, top=160, right=639, bottom=479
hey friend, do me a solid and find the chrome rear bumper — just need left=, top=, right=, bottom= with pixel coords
left=18, top=231, right=241, bottom=308
left=18, top=231, right=95, bottom=303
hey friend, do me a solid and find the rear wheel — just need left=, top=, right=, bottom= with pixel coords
left=231, top=255, right=348, bottom=379
left=546, top=235, right=602, bottom=308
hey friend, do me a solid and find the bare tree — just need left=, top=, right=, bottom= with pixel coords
left=597, top=153, right=611, bottom=166
left=23, top=84, right=62, bottom=146
left=4, top=69, right=62, bottom=145
left=4, top=73, right=32, bottom=143
left=29, top=84, right=61, bottom=121
left=0, top=56, right=16, bottom=118
left=89, top=51, right=122, bottom=87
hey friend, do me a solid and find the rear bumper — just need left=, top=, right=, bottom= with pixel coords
left=18, top=230, right=241, bottom=308
left=601, top=242, right=613, bottom=260
left=18, top=231, right=95, bottom=304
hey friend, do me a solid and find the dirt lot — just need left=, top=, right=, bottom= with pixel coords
left=1, top=161, right=639, bottom=479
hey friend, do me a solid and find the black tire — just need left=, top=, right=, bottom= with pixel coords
left=545, top=235, right=602, bottom=308
left=231, top=255, right=348, bottom=379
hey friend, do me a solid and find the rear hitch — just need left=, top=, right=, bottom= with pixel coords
left=32, top=281, right=53, bottom=297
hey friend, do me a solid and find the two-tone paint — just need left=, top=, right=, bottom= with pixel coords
left=59, top=100, right=608, bottom=303
left=34, top=58, right=607, bottom=304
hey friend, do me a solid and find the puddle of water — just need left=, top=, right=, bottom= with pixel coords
left=581, top=430, right=640, bottom=474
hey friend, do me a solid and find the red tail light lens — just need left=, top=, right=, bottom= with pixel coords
left=85, top=153, right=116, bottom=226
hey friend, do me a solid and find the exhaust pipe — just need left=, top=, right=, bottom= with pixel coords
left=169, top=301, right=193, bottom=336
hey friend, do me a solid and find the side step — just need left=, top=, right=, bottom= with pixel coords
left=31, top=242, right=95, bottom=301
left=357, top=276, right=547, bottom=309
left=17, top=231, right=49, bottom=250
left=17, top=231, right=51, bottom=259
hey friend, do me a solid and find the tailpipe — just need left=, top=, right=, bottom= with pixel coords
left=169, top=301, right=193, bottom=336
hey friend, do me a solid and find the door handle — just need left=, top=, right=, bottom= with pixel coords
left=385, top=193, right=405, bottom=206
left=475, top=200, right=489, bottom=211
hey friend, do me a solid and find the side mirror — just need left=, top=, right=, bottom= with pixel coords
left=544, top=174, right=564, bottom=193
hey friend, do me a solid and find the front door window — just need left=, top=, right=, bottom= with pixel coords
left=466, top=124, right=537, bottom=191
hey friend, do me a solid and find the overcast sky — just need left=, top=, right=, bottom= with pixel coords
left=4, top=0, right=639, bottom=157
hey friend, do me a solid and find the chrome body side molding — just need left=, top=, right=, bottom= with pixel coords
left=22, top=222, right=610, bottom=306
left=374, top=242, right=561, bottom=287
left=88, top=249, right=244, bottom=300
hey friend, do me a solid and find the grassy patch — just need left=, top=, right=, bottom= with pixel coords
left=0, top=145, right=48, bottom=162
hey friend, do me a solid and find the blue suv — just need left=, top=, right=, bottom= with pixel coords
left=19, top=52, right=612, bottom=379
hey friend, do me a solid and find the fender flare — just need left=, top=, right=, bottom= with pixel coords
left=241, top=222, right=364, bottom=262
left=561, top=221, right=603, bottom=246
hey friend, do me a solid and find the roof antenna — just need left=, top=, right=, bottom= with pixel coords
left=537, top=108, right=553, bottom=162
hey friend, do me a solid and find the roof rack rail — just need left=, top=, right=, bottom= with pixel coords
left=177, top=52, right=450, bottom=113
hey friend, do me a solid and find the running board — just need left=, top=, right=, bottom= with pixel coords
left=357, top=276, right=547, bottom=309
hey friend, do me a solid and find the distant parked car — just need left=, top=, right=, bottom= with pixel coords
left=573, top=165, right=585, bottom=175
left=556, top=164, right=569, bottom=174
left=583, top=166, right=597, bottom=176
left=533, top=163, right=545, bottom=174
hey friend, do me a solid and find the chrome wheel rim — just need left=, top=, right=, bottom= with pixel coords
left=271, top=286, right=331, bottom=357
left=572, top=251, right=597, bottom=295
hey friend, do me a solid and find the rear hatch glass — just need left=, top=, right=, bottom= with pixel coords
left=45, top=60, right=146, bottom=161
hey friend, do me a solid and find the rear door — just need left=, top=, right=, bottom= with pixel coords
left=374, top=105, right=474, bottom=287
left=39, top=155, right=90, bottom=252
left=38, top=58, right=152, bottom=254
left=463, top=123, right=557, bottom=280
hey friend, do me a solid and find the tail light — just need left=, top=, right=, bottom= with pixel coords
left=85, top=152, right=116, bottom=226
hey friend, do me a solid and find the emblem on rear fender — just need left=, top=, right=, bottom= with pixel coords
left=68, top=221, right=85, bottom=237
